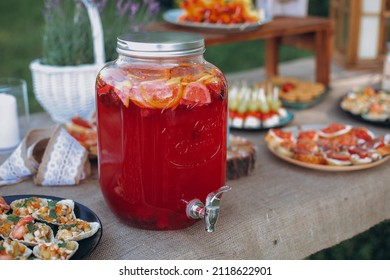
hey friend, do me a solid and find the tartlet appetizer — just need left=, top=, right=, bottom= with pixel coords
left=0, top=238, right=32, bottom=260
left=265, top=127, right=295, bottom=149
left=0, top=196, right=10, bottom=214
left=9, top=217, right=55, bottom=246
left=268, top=76, right=325, bottom=103
left=33, top=241, right=79, bottom=260
left=1, top=195, right=100, bottom=260
left=56, top=218, right=100, bottom=241
left=341, top=87, right=390, bottom=122
left=10, top=196, right=49, bottom=217
left=0, top=214, right=20, bottom=238
left=32, top=199, right=76, bottom=225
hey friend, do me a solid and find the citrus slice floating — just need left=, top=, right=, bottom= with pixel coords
left=181, top=82, right=211, bottom=107
left=140, top=77, right=183, bottom=109
left=128, top=87, right=154, bottom=109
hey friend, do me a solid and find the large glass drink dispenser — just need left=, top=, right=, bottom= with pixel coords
left=96, top=32, right=230, bottom=231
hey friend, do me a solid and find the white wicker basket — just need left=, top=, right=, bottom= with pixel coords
left=30, top=0, right=105, bottom=123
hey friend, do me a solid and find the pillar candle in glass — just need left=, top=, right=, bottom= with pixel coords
left=0, top=78, right=29, bottom=153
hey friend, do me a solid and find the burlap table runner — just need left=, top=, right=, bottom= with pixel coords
left=1, top=65, right=389, bottom=259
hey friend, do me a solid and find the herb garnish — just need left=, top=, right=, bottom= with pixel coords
left=7, top=214, right=20, bottom=223
left=15, top=197, right=38, bottom=208
left=48, top=200, right=58, bottom=208
left=60, top=223, right=77, bottom=230
left=48, top=200, right=58, bottom=220
left=15, top=202, right=26, bottom=208
left=26, top=222, right=35, bottom=233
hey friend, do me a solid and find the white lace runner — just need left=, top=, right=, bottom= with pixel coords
left=0, top=144, right=35, bottom=185
left=0, top=125, right=90, bottom=186
left=38, top=128, right=86, bottom=186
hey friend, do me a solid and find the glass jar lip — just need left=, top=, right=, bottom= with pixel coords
left=117, top=31, right=205, bottom=58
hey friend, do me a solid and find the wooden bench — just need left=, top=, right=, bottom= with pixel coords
left=146, top=16, right=334, bottom=87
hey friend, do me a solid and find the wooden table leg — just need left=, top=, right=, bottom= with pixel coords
left=265, top=37, right=281, bottom=79
left=315, top=29, right=332, bottom=87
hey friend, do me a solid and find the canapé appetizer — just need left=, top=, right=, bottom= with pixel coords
left=229, top=82, right=289, bottom=129
left=0, top=214, right=19, bottom=239
left=9, top=217, right=55, bottom=246
left=0, top=238, right=32, bottom=260
left=10, top=196, right=49, bottom=217
left=341, top=87, right=390, bottom=122
left=56, top=219, right=101, bottom=241
left=265, top=123, right=390, bottom=166
left=0, top=196, right=10, bottom=214
left=33, top=240, right=79, bottom=260
left=32, top=199, right=76, bottom=225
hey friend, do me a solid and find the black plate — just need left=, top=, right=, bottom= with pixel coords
left=230, top=111, right=294, bottom=131
left=2, top=194, right=102, bottom=260
left=339, top=94, right=390, bottom=127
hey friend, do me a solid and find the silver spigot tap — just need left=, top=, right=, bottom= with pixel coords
left=186, top=185, right=231, bottom=232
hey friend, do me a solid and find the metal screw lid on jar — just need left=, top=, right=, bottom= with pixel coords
left=116, top=32, right=205, bottom=58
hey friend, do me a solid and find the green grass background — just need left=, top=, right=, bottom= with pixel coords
left=0, top=0, right=314, bottom=113
left=0, top=0, right=389, bottom=259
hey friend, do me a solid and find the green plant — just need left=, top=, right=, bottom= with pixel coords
left=41, top=0, right=160, bottom=66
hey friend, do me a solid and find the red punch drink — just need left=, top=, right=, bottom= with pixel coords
left=96, top=32, right=228, bottom=230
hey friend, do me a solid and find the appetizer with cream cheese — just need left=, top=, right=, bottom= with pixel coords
left=265, top=123, right=390, bottom=166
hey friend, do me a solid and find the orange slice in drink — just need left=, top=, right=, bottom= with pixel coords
left=181, top=82, right=211, bottom=107
left=140, top=77, right=183, bottom=109
left=128, top=87, right=154, bottom=109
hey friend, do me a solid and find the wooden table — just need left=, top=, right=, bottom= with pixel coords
left=146, top=16, right=334, bottom=87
